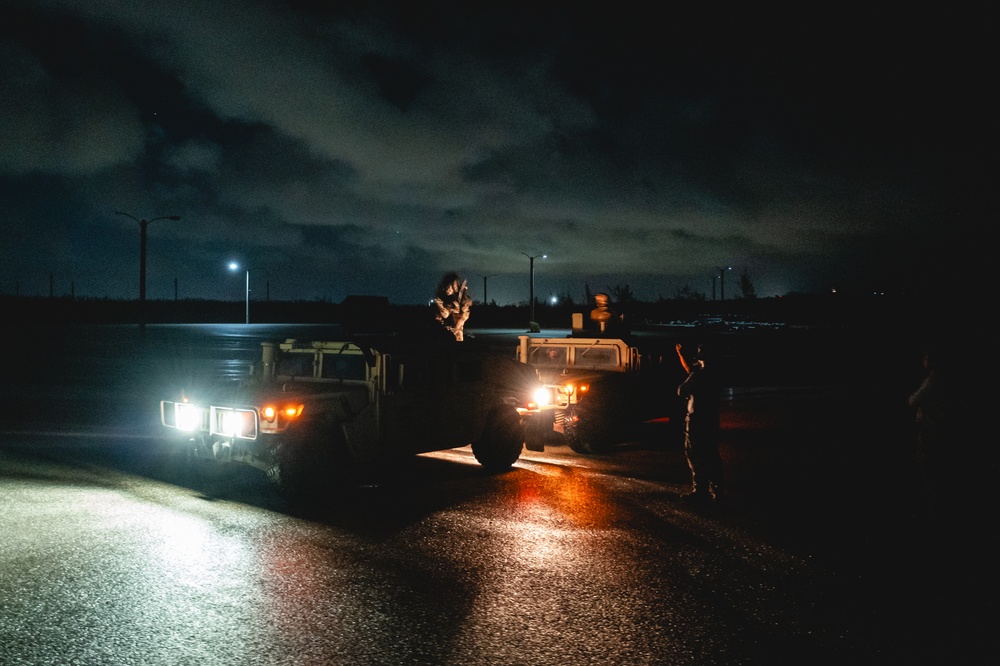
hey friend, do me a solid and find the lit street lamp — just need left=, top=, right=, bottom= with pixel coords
left=718, top=266, right=732, bottom=302
left=228, top=262, right=272, bottom=324
left=228, top=262, right=251, bottom=324
left=521, top=253, right=547, bottom=325
left=115, top=210, right=181, bottom=330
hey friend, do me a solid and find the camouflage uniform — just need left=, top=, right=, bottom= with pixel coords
left=677, top=346, right=723, bottom=501
left=434, top=273, right=472, bottom=341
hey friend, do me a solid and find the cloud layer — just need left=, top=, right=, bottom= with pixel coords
left=0, top=1, right=987, bottom=305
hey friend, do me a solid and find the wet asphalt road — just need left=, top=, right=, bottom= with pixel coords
left=1, top=433, right=876, bottom=665
left=0, top=323, right=988, bottom=664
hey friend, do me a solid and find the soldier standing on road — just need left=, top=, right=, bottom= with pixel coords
left=433, top=272, right=472, bottom=341
left=676, top=342, right=723, bottom=503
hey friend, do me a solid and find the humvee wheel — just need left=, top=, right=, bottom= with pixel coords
left=565, top=404, right=618, bottom=454
left=276, top=419, right=354, bottom=501
left=524, top=413, right=552, bottom=452
left=472, top=407, right=525, bottom=472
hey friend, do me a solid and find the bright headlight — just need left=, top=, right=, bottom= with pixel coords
left=533, top=386, right=553, bottom=407
left=175, top=403, right=203, bottom=432
left=220, top=410, right=243, bottom=436
left=214, top=408, right=256, bottom=438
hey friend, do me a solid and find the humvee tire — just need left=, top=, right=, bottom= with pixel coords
left=564, top=383, right=631, bottom=454
left=277, top=416, right=354, bottom=500
left=472, top=406, right=525, bottom=471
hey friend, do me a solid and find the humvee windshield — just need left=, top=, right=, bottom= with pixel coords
left=320, top=353, right=366, bottom=380
left=529, top=346, right=568, bottom=366
left=575, top=346, right=619, bottom=368
left=527, top=344, right=621, bottom=369
left=277, top=352, right=315, bottom=377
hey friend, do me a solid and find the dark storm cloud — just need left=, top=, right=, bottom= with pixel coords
left=0, top=0, right=989, bottom=305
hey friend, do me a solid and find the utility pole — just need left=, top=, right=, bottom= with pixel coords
left=115, top=210, right=181, bottom=332
left=476, top=274, right=498, bottom=304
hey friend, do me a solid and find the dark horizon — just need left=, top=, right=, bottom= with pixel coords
left=2, top=289, right=970, bottom=335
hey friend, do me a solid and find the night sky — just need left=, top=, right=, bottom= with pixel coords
left=0, top=1, right=988, bottom=306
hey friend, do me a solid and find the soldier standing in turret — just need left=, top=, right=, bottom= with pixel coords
left=434, top=272, right=472, bottom=341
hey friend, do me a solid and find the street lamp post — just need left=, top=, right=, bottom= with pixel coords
left=521, top=253, right=546, bottom=325
left=229, top=263, right=271, bottom=323
left=228, top=262, right=251, bottom=324
left=718, top=266, right=731, bottom=302
left=115, top=210, right=181, bottom=331
left=718, top=266, right=732, bottom=323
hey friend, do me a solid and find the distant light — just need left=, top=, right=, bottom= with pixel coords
left=228, top=262, right=239, bottom=271
left=550, top=295, right=558, bottom=305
